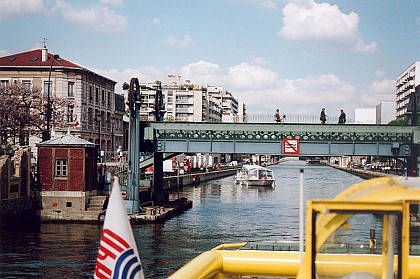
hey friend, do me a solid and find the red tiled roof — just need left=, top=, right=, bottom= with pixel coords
left=0, top=48, right=82, bottom=68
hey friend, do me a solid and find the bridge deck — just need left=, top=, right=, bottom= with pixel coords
left=143, top=122, right=419, bottom=156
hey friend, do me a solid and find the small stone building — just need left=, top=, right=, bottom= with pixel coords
left=37, top=131, right=104, bottom=221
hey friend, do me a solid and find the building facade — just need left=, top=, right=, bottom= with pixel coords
left=0, top=46, right=124, bottom=156
left=354, top=108, right=376, bottom=124
left=207, top=86, right=240, bottom=123
left=396, top=61, right=419, bottom=119
left=376, top=102, right=396, bottom=124
left=137, top=75, right=244, bottom=123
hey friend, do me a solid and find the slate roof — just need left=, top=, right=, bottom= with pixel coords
left=37, top=130, right=95, bottom=147
left=0, top=49, right=81, bottom=68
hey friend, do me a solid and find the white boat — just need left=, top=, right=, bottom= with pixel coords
left=234, top=165, right=275, bottom=186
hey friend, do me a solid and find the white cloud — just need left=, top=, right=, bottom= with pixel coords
left=100, top=0, right=123, bottom=6
left=0, top=50, right=10, bottom=56
left=228, top=63, right=278, bottom=90
left=360, top=79, right=395, bottom=106
left=278, top=0, right=377, bottom=53
left=54, top=0, right=127, bottom=33
left=91, top=66, right=163, bottom=89
left=163, top=34, right=195, bottom=49
left=179, top=61, right=222, bottom=85
left=0, top=0, right=45, bottom=20
left=151, top=17, right=161, bottom=26
left=374, top=69, right=386, bottom=78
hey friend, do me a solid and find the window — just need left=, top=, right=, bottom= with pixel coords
left=102, top=89, right=105, bottom=103
left=67, top=105, right=75, bottom=122
left=107, top=91, right=111, bottom=105
left=55, top=160, right=68, bottom=177
left=22, top=80, right=31, bottom=89
left=96, top=88, right=99, bottom=103
left=43, top=81, right=52, bottom=96
left=88, top=108, right=93, bottom=124
left=0, top=80, right=9, bottom=87
left=89, top=85, right=93, bottom=101
left=68, top=82, right=74, bottom=97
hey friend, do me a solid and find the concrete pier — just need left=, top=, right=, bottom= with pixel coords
left=130, top=198, right=193, bottom=224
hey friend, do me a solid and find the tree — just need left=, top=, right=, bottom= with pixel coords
left=0, top=83, right=73, bottom=146
left=388, top=117, right=408, bottom=125
left=122, top=82, right=129, bottom=90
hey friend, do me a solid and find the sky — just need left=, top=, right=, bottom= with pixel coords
left=1, top=0, right=419, bottom=119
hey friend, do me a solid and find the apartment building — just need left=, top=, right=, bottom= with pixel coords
left=396, top=61, right=419, bottom=119
left=207, top=86, right=241, bottom=123
left=138, top=75, right=245, bottom=123
left=0, top=46, right=124, bottom=154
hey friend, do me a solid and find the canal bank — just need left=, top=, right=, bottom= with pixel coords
left=330, top=164, right=393, bottom=179
left=161, top=168, right=237, bottom=190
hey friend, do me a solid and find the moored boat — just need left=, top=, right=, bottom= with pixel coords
left=169, top=176, right=420, bottom=278
left=234, top=164, right=275, bottom=187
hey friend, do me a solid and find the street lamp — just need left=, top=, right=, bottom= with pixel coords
left=45, top=54, right=60, bottom=141
left=95, top=111, right=103, bottom=161
left=111, top=117, right=115, bottom=153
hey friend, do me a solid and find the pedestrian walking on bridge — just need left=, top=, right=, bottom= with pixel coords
left=274, top=109, right=281, bottom=123
left=320, top=108, right=327, bottom=124
left=338, top=109, right=346, bottom=124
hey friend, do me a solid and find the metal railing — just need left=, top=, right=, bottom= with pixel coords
left=138, top=113, right=354, bottom=124
left=245, top=113, right=354, bottom=124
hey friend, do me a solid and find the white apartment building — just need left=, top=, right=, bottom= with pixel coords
left=207, top=86, right=241, bottom=123
left=0, top=46, right=125, bottom=153
left=138, top=75, right=245, bottom=123
left=396, top=61, right=419, bottom=119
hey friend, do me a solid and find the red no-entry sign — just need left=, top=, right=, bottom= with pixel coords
left=283, top=138, right=300, bottom=155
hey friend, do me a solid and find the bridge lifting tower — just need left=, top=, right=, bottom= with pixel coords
left=125, top=78, right=142, bottom=213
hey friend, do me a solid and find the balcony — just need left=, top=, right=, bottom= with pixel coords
left=175, top=108, right=192, bottom=113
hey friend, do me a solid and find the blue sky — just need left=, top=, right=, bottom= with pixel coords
left=1, top=0, right=419, bottom=119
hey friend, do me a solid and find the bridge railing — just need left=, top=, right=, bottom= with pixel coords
left=245, top=114, right=354, bottom=124
left=142, top=114, right=355, bottom=124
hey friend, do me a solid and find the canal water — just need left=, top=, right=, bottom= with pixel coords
left=1, top=160, right=364, bottom=278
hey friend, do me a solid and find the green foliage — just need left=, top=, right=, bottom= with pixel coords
left=122, top=82, right=129, bottom=90
left=0, top=143, right=14, bottom=157
left=388, top=116, right=420, bottom=126
left=388, top=117, right=408, bottom=125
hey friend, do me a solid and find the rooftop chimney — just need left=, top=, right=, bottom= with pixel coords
left=42, top=45, right=48, bottom=62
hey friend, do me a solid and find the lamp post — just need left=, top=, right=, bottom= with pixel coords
left=95, top=112, right=102, bottom=162
left=45, top=54, right=59, bottom=141
left=111, top=117, right=115, bottom=152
